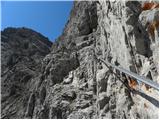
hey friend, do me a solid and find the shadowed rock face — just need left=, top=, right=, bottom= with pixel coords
left=1, top=0, right=159, bottom=119
left=1, top=27, right=52, bottom=118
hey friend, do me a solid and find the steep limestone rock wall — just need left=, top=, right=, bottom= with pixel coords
left=32, top=0, right=159, bottom=119
left=95, top=0, right=159, bottom=118
left=1, top=0, right=159, bottom=119
left=32, top=1, right=99, bottom=118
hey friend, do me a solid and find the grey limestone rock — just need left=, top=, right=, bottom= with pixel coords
left=1, top=0, right=159, bottom=119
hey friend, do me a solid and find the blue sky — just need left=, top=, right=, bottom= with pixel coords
left=1, top=1, right=73, bottom=41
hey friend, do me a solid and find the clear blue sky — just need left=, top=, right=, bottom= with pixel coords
left=1, top=1, right=73, bottom=41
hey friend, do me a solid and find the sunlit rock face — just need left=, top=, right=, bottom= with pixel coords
left=1, top=0, right=159, bottom=119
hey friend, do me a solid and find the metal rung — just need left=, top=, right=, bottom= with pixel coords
left=98, top=58, right=159, bottom=91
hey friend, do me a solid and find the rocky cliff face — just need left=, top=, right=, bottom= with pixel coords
left=1, top=27, right=52, bottom=118
left=1, top=0, right=159, bottom=119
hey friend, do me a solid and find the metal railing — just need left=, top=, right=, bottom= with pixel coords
left=96, top=57, right=159, bottom=91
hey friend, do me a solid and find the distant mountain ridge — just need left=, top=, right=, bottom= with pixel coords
left=1, top=27, right=52, bottom=118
